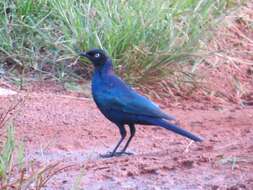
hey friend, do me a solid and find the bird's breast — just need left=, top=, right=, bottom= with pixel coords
left=91, top=73, right=112, bottom=106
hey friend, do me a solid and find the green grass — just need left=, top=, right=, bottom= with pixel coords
left=0, top=0, right=239, bottom=85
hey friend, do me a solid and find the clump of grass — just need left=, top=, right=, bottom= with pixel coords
left=0, top=0, right=240, bottom=85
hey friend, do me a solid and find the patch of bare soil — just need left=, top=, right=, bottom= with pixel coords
left=0, top=86, right=253, bottom=189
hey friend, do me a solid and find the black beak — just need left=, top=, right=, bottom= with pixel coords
left=79, top=51, right=87, bottom=57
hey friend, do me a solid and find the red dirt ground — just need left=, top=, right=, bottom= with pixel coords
left=0, top=81, right=253, bottom=189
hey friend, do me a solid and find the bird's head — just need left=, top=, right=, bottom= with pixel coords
left=79, top=48, right=109, bottom=67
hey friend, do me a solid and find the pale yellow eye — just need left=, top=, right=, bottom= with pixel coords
left=94, top=53, right=100, bottom=58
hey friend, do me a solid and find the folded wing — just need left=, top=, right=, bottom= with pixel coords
left=98, top=76, right=175, bottom=120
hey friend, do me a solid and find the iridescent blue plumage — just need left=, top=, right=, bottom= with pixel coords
left=80, top=48, right=202, bottom=157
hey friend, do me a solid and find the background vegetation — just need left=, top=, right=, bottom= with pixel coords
left=0, top=0, right=238, bottom=86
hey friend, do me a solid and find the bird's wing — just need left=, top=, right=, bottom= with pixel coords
left=99, top=77, right=175, bottom=120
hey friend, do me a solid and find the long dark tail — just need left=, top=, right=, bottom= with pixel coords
left=151, top=119, right=203, bottom=142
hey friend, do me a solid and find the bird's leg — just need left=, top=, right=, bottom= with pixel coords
left=100, top=124, right=126, bottom=158
left=119, top=124, right=136, bottom=155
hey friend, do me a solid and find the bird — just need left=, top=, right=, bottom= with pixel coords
left=79, top=48, right=203, bottom=158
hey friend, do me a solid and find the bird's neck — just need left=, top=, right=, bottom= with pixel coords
left=95, top=59, right=114, bottom=76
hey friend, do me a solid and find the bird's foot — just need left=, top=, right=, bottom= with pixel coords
left=100, top=151, right=133, bottom=158
left=118, top=151, right=134, bottom=156
left=99, top=152, right=115, bottom=158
